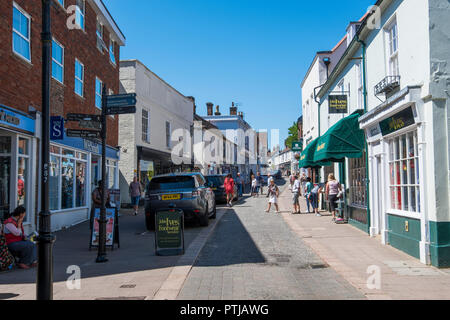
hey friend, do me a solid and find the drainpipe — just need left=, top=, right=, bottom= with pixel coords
left=356, top=34, right=371, bottom=234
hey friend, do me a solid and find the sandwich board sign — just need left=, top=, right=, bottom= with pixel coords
left=154, top=208, right=185, bottom=256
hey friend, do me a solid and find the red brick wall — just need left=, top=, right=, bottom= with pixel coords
left=0, top=0, right=121, bottom=147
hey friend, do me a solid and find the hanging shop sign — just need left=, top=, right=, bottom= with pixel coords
left=292, top=141, right=303, bottom=152
left=328, top=95, right=348, bottom=114
left=379, top=106, right=415, bottom=136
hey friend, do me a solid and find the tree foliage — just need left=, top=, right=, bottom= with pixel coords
left=284, top=122, right=298, bottom=149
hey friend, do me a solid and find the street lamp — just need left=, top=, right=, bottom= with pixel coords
left=36, top=0, right=56, bottom=300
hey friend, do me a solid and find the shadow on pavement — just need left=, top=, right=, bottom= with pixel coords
left=193, top=208, right=266, bottom=267
left=0, top=210, right=211, bottom=285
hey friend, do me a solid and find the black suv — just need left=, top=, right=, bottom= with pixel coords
left=144, top=173, right=216, bottom=230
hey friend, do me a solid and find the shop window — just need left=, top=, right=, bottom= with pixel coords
left=50, top=146, right=87, bottom=211
left=349, top=151, right=367, bottom=207
left=388, top=131, right=420, bottom=213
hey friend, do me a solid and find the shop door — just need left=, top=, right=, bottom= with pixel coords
left=0, top=137, right=11, bottom=219
left=91, top=156, right=100, bottom=191
left=376, top=156, right=383, bottom=235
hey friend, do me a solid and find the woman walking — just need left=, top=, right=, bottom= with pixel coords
left=265, top=179, right=280, bottom=213
left=325, top=174, right=342, bottom=222
left=251, top=174, right=257, bottom=198
left=224, top=174, right=235, bottom=207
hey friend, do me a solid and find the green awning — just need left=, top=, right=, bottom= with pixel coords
left=313, top=110, right=365, bottom=163
left=298, top=138, right=331, bottom=168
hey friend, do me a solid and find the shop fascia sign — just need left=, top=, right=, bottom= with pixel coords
left=0, top=107, right=35, bottom=134
left=379, top=106, right=415, bottom=136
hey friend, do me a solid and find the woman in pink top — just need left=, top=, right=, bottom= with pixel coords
left=325, top=174, right=342, bottom=222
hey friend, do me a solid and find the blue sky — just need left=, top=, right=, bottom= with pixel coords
left=104, top=0, right=375, bottom=149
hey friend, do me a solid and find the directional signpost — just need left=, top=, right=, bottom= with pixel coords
left=66, top=129, right=101, bottom=139
left=64, top=89, right=137, bottom=264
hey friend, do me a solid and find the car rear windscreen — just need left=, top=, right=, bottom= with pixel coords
left=148, top=176, right=195, bottom=191
left=206, top=176, right=225, bottom=186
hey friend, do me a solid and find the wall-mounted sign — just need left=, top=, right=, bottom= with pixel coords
left=379, top=106, right=415, bottom=136
left=84, top=139, right=100, bottom=153
left=329, top=95, right=348, bottom=114
left=50, top=116, right=64, bottom=140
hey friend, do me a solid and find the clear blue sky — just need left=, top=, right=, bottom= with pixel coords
left=104, top=0, right=374, bottom=149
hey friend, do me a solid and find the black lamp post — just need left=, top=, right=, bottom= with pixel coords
left=36, top=0, right=56, bottom=300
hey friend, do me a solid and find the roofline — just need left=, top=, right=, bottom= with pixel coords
left=317, top=0, right=387, bottom=99
left=300, top=52, right=332, bottom=88
left=91, top=0, right=126, bottom=46
left=120, top=59, right=193, bottom=102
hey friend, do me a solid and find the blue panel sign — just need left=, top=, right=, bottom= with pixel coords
left=0, top=106, right=35, bottom=135
left=50, top=116, right=64, bottom=140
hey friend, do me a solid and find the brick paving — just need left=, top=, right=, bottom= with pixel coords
left=177, top=181, right=366, bottom=300
left=276, top=183, right=450, bottom=300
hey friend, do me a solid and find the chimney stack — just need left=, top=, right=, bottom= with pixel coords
left=215, top=105, right=221, bottom=116
left=230, top=102, right=238, bottom=116
left=206, top=102, right=213, bottom=116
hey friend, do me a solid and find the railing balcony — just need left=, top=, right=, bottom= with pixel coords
left=374, top=75, right=401, bottom=96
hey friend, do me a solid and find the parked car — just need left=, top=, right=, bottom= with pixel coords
left=205, top=174, right=239, bottom=203
left=271, top=170, right=282, bottom=179
left=144, top=173, right=216, bottom=230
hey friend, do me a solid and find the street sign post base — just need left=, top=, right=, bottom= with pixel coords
left=95, top=255, right=109, bottom=263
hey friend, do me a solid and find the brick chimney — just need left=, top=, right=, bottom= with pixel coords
left=215, top=105, right=221, bottom=116
left=230, top=102, right=237, bottom=116
left=206, top=102, right=213, bottom=116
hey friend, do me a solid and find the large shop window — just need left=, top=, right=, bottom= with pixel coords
left=349, top=152, right=367, bottom=207
left=50, top=146, right=87, bottom=211
left=388, top=131, right=420, bottom=213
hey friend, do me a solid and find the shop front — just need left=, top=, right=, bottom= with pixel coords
left=49, top=136, right=120, bottom=231
left=359, top=86, right=429, bottom=264
left=0, top=105, right=37, bottom=235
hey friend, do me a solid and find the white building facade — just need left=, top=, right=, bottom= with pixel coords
left=309, top=0, right=450, bottom=267
left=118, top=60, right=194, bottom=205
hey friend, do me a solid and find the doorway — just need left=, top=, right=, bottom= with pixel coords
left=376, top=156, right=383, bottom=235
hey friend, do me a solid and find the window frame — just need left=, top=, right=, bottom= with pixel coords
left=75, top=0, right=85, bottom=31
left=142, top=109, right=150, bottom=143
left=166, top=121, right=171, bottom=149
left=12, top=2, right=31, bottom=63
left=51, top=38, right=64, bottom=84
left=96, top=18, right=104, bottom=52
left=387, top=129, right=420, bottom=217
left=385, top=19, right=399, bottom=76
left=95, top=77, right=103, bottom=109
left=74, top=58, right=84, bottom=97
left=109, top=39, right=116, bottom=65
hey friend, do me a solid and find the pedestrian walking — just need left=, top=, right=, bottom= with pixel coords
left=236, top=173, right=243, bottom=197
left=289, top=172, right=295, bottom=190
left=291, top=175, right=301, bottom=214
left=300, top=172, right=307, bottom=197
left=256, top=172, right=264, bottom=195
left=129, top=176, right=142, bottom=216
left=265, top=179, right=280, bottom=213
left=224, top=174, right=235, bottom=207
left=251, top=174, right=258, bottom=197
left=325, top=174, right=343, bottom=222
left=266, top=174, right=274, bottom=197
left=305, top=177, right=313, bottom=213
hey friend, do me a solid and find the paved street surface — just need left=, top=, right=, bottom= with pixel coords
left=177, top=181, right=365, bottom=300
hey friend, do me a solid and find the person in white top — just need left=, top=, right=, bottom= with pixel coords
left=291, top=175, right=301, bottom=214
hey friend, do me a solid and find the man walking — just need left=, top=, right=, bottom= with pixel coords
left=291, top=175, right=301, bottom=214
left=129, top=176, right=142, bottom=216
left=236, top=172, right=243, bottom=197
left=256, top=172, right=264, bottom=195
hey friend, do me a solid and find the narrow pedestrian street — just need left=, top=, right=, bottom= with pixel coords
left=177, top=181, right=365, bottom=300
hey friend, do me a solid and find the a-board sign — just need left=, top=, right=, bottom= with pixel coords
left=67, top=129, right=101, bottom=139
left=90, top=208, right=116, bottom=248
left=155, top=209, right=185, bottom=256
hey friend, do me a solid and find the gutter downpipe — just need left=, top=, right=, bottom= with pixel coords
left=356, top=34, right=370, bottom=234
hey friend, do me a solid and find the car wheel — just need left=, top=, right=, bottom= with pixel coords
left=145, top=213, right=155, bottom=231
left=199, top=205, right=209, bottom=227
